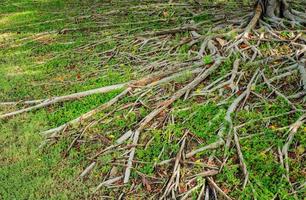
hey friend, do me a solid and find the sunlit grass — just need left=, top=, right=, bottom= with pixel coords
left=0, top=0, right=305, bottom=199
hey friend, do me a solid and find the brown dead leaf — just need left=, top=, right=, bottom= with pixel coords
left=179, top=183, right=187, bottom=193
left=190, top=156, right=196, bottom=162
left=236, top=90, right=243, bottom=95
left=163, top=11, right=169, bottom=17
left=106, top=52, right=113, bottom=56
left=216, top=37, right=226, bottom=47
left=221, top=186, right=230, bottom=194
left=141, top=176, right=152, bottom=192
left=207, top=160, right=217, bottom=167
left=223, top=84, right=231, bottom=90
left=54, top=76, right=65, bottom=82
left=239, top=43, right=248, bottom=49
left=288, top=151, right=297, bottom=159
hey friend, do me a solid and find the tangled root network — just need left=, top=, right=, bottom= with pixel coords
left=1, top=0, right=305, bottom=199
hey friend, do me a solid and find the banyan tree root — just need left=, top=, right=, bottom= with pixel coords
left=41, top=88, right=132, bottom=136
left=90, top=12, right=304, bottom=198
left=257, top=0, right=306, bottom=25
left=123, top=59, right=222, bottom=184
left=160, top=135, right=186, bottom=199
left=281, top=114, right=306, bottom=175
left=0, top=64, right=195, bottom=120
left=2, top=1, right=305, bottom=199
left=0, top=83, right=127, bottom=119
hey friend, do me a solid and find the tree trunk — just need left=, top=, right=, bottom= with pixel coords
left=258, top=0, right=293, bottom=20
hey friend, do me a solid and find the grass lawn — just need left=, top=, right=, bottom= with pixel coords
left=0, top=0, right=305, bottom=199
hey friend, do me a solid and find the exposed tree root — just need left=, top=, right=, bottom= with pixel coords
left=123, top=59, right=222, bottom=184
left=233, top=129, right=249, bottom=189
left=3, top=1, right=306, bottom=199
left=207, top=177, right=233, bottom=200
left=0, top=99, right=45, bottom=106
left=243, top=2, right=263, bottom=37
left=0, top=83, right=127, bottom=119
left=0, top=66, right=194, bottom=119
left=281, top=114, right=306, bottom=175
left=160, top=134, right=186, bottom=199
left=41, top=88, right=132, bottom=136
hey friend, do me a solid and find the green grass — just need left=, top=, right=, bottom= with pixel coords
left=0, top=111, right=88, bottom=199
left=0, top=0, right=132, bottom=199
left=1, top=0, right=305, bottom=199
left=0, top=0, right=191, bottom=198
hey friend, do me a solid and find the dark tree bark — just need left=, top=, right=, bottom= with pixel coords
left=252, top=0, right=306, bottom=26
left=258, top=0, right=291, bottom=18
